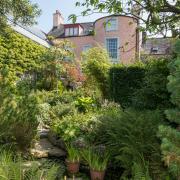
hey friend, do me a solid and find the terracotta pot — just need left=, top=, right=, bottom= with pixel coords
left=90, top=169, right=105, bottom=180
left=66, top=159, right=80, bottom=174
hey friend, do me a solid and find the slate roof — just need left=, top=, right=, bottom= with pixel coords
left=48, top=22, right=94, bottom=38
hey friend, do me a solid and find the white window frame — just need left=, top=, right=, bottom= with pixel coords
left=65, top=28, right=69, bottom=36
left=74, top=27, right=78, bottom=36
left=105, top=37, right=120, bottom=63
left=106, top=17, right=118, bottom=32
left=69, top=28, right=74, bottom=36
left=83, top=44, right=92, bottom=52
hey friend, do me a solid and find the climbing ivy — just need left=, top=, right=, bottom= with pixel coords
left=0, top=27, right=46, bottom=82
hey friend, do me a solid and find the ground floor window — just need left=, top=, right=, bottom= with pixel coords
left=83, top=44, right=92, bottom=52
left=106, top=38, right=119, bottom=62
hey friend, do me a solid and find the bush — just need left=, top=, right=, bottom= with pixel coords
left=133, top=59, right=172, bottom=110
left=75, top=97, right=97, bottom=113
left=82, top=47, right=110, bottom=99
left=109, top=63, right=145, bottom=108
left=94, top=108, right=168, bottom=179
left=52, top=112, right=99, bottom=143
left=0, top=92, right=40, bottom=150
left=158, top=40, right=180, bottom=178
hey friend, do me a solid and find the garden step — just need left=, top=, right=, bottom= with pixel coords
left=30, top=138, right=66, bottom=158
left=48, top=130, right=66, bottom=150
left=23, top=161, right=41, bottom=168
left=39, top=129, right=50, bottom=139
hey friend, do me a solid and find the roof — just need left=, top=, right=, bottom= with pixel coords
left=8, top=19, right=51, bottom=48
left=48, top=14, right=137, bottom=38
left=48, top=22, right=94, bottom=38
left=142, top=38, right=174, bottom=55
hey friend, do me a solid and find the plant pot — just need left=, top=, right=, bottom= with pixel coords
left=90, top=169, right=105, bottom=180
left=66, top=159, right=80, bottom=174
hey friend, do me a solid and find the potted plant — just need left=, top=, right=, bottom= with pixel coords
left=66, top=144, right=80, bottom=174
left=82, top=148, right=109, bottom=180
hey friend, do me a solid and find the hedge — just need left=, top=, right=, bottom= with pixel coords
left=109, top=64, right=145, bottom=108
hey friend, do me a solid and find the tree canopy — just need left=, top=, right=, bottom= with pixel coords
left=70, top=0, right=180, bottom=37
left=0, top=0, right=40, bottom=29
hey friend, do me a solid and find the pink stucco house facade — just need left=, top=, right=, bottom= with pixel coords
left=49, top=10, right=140, bottom=64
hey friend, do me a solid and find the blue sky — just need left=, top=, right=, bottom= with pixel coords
left=31, top=0, right=107, bottom=33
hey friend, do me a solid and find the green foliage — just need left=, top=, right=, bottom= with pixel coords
left=0, top=92, right=40, bottom=150
left=75, top=97, right=96, bottom=113
left=133, top=59, right=171, bottom=110
left=81, top=147, right=109, bottom=171
left=0, top=28, right=45, bottom=81
left=0, top=150, right=59, bottom=180
left=32, top=41, right=74, bottom=91
left=82, top=47, right=110, bottom=98
left=0, top=0, right=40, bottom=29
left=158, top=40, right=180, bottom=178
left=109, top=63, right=145, bottom=108
left=94, top=108, right=168, bottom=179
left=35, top=90, right=78, bottom=126
left=66, top=144, right=80, bottom=163
left=71, top=0, right=180, bottom=36
left=52, top=112, right=98, bottom=143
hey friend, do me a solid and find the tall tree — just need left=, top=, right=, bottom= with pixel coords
left=0, top=0, right=40, bottom=28
left=70, top=0, right=180, bottom=37
left=159, top=40, right=180, bottom=179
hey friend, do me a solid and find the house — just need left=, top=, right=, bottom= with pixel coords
left=141, top=37, right=174, bottom=57
left=48, top=10, right=141, bottom=64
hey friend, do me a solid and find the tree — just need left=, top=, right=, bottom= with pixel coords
left=0, top=0, right=40, bottom=29
left=159, top=40, right=180, bottom=179
left=82, top=47, right=110, bottom=99
left=35, top=40, right=75, bottom=91
left=70, top=0, right=180, bottom=37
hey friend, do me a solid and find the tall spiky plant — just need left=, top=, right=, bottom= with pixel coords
left=0, top=150, right=59, bottom=180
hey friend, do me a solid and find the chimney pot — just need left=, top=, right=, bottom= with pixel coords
left=53, top=10, right=64, bottom=28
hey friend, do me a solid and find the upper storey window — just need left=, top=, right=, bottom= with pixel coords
left=106, top=18, right=118, bottom=31
left=65, top=27, right=79, bottom=36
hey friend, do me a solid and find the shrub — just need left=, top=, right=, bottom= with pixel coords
left=109, top=63, right=145, bottom=108
left=158, top=40, right=180, bottom=178
left=51, top=102, right=77, bottom=122
left=133, top=59, right=171, bottom=110
left=75, top=97, right=97, bottom=113
left=94, top=108, right=168, bottom=179
left=82, top=47, right=110, bottom=99
left=0, top=92, right=40, bottom=150
left=52, top=112, right=98, bottom=143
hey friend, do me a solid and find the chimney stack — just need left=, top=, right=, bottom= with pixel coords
left=53, top=10, right=64, bottom=28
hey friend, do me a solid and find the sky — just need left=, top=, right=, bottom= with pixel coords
left=31, top=0, right=108, bottom=33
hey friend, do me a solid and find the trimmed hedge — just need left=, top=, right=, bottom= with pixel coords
left=109, top=64, right=145, bottom=108
left=132, top=59, right=171, bottom=110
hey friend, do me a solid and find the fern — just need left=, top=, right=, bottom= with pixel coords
left=0, top=150, right=59, bottom=180
left=95, top=108, right=169, bottom=179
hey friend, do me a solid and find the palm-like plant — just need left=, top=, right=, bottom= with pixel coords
left=66, top=144, right=80, bottom=163
left=81, top=147, right=109, bottom=171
